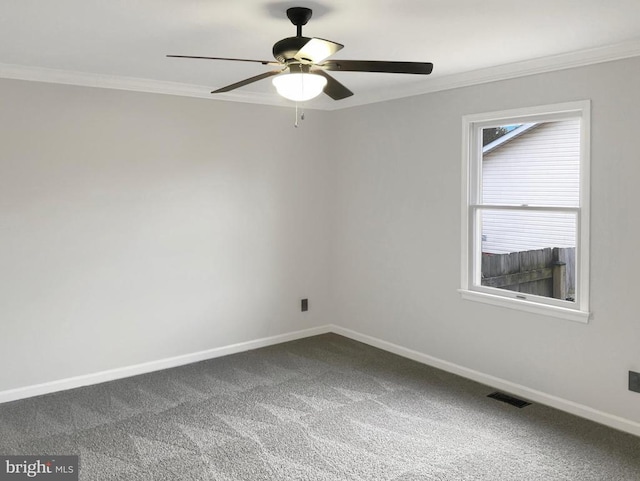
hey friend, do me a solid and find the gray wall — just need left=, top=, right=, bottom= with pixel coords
left=329, top=56, right=640, bottom=424
left=0, top=79, right=333, bottom=390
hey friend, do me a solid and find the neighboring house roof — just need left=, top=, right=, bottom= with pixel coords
left=482, top=122, right=538, bottom=155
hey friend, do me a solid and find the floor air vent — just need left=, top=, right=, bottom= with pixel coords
left=487, top=391, right=531, bottom=408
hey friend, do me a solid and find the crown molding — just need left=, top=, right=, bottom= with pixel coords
left=325, top=38, right=640, bottom=110
left=0, top=63, right=204, bottom=97
left=2, top=39, right=640, bottom=111
left=0, top=63, right=288, bottom=107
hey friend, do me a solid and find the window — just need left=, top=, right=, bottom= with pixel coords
left=460, top=101, right=590, bottom=322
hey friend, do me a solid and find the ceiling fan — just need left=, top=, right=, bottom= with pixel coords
left=167, top=6, right=434, bottom=102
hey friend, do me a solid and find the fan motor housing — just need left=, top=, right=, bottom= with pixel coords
left=273, top=36, right=312, bottom=63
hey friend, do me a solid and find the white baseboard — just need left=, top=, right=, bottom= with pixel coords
left=2, top=322, right=639, bottom=438
left=0, top=325, right=332, bottom=404
left=329, top=324, right=640, bottom=438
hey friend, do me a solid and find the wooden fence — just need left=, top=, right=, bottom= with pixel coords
left=481, top=247, right=575, bottom=300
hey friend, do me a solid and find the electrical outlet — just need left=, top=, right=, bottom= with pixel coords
left=301, top=299, right=308, bottom=312
left=629, top=371, right=640, bottom=393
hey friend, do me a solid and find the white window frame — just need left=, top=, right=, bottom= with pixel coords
left=460, top=100, right=591, bottom=323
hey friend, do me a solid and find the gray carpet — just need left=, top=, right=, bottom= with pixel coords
left=1, top=333, right=639, bottom=480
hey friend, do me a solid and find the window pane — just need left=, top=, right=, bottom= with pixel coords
left=481, top=119, right=580, bottom=207
left=479, top=209, right=576, bottom=302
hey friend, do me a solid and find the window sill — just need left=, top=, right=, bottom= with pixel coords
left=458, top=289, right=590, bottom=323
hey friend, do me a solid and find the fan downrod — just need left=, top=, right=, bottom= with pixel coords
left=287, top=7, right=312, bottom=36
left=273, top=7, right=315, bottom=62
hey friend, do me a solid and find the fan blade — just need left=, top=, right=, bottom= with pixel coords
left=293, top=38, right=344, bottom=64
left=319, top=60, right=433, bottom=75
left=167, top=55, right=280, bottom=66
left=211, top=70, right=283, bottom=94
left=313, top=70, right=353, bottom=100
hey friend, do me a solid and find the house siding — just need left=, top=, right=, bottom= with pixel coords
left=481, top=118, right=580, bottom=254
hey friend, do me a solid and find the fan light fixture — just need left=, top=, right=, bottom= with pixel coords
left=272, top=72, right=327, bottom=101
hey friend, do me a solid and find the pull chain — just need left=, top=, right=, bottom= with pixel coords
left=294, top=102, right=305, bottom=128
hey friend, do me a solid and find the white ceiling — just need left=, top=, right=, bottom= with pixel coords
left=2, top=0, right=640, bottom=110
